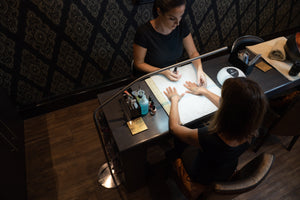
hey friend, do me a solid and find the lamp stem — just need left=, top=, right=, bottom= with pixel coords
left=93, top=46, right=228, bottom=196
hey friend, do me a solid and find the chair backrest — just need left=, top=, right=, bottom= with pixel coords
left=230, top=35, right=265, bottom=53
left=204, top=153, right=274, bottom=200
left=269, top=95, right=300, bottom=136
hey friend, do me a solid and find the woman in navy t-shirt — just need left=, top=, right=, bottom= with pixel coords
left=133, top=0, right=206, bottom=86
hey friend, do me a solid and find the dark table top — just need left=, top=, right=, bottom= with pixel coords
left=98, top=53, right=300, bottom=153
left=98, top=80, right=169, bottom=153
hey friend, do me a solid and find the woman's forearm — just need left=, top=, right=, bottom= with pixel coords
left=203, top=90, right=220, bottom=107
left=169, top=98, right=199, bottom=146
left=169, top=99, right=181, bottom=131
left=190, top=52, right=203, bottom=71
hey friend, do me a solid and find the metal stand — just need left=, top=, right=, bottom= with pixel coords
left=97, top=162, right=121, bottom=188
left=93, top=46, right=228, bottom=195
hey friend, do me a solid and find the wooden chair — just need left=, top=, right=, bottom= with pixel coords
left=173, top=153, right=274, bottom=200
left=253, top=94, right=300, bottom=152
left=203, top=153, right=274, bottom=200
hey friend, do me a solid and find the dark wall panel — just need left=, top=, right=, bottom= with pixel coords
left=0, top=0, right=299, bottom=111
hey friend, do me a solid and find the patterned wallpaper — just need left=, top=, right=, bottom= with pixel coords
left=0, top=0, right=299, bottom=109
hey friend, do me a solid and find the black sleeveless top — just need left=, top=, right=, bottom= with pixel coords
left=181, top=126, right=249, bottom=184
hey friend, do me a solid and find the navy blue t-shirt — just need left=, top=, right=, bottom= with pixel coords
left=181, top=126, right=249, bottom=184
left=134, top=19, right=190, bottom=68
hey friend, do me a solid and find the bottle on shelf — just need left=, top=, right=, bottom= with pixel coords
left=139, top=92, right=149, bottom=116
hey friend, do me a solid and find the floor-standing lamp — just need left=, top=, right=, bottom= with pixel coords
left=93, top=47, right=228, bottom=192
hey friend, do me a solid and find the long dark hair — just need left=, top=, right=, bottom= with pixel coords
left=152, top=0, right=186, bottom=18
left=209, top=77, right=267, bottom=141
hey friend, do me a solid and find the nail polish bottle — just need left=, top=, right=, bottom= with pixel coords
left=150, top=105, right=156, bottom=116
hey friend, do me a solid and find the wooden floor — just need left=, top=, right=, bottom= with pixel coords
left=25, top=98, right=300, bottom=200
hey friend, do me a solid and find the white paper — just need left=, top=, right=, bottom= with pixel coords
left=148, top=64, right=221, bottom=125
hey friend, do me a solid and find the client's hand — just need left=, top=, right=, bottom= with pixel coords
left=164, top=87, right=184, bottom=102
left=161, top=70, right=182, bottom=82
left=184, top=81, right=208, bottom=95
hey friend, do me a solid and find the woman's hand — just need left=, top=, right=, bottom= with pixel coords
left=164, top=87, right=184, bottom=102
left=197, top=70, right=207, bottom=87
left=184, top=81, right=208, bottom=95
left=161, top=70, right=182, bottom=82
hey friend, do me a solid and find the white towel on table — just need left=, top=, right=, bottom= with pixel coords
left=268, top=38, right=286, bottom=61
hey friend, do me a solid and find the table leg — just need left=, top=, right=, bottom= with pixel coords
left=120, top=145, right=147, bottom=192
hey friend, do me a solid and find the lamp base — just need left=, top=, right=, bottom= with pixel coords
left=97, top=162, right=121, bottom=188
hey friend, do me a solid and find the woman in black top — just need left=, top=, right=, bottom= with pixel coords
left=164, top=77, right=267, bottom=199
left=133, top=0, right=206, bottom=86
